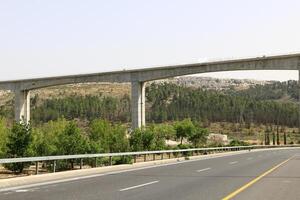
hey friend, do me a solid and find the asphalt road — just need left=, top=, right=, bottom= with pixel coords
left=1, top=148, right=299, bottom=200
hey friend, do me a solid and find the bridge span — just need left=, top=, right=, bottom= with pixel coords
left=0, top=53, right=300, bottom=128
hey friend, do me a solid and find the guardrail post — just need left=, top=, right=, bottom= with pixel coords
left=53, top=160, right=56, bottom=173
left=133, top=155, right=137, bottom=163
left=95, top=157, right=97, bottom=167
left=153, top=154, right=156, bottom=161
left=161, top=153, right=164, bottom=160
left=80, top=159, right=83, bottom=169
left=35, top=161, right=39, bottom=175
left=109, top=156, right=112, bottom=166
left=144, top=154, right=147, bottom=162
left=168, top=153, right=171, bottom=159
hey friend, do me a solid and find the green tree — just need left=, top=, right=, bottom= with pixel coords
left=56, top=121, right=89, bottom=169
left=130, top=128, right=156, bottom=151
left=89, top=119, right=129, bottom=153
left=188, top=126, right=208, bottom=147
left=149, top=124, right=176, bottom=149
left=89, top=119, right=111, bottom=153
left=30, top=118, right=68, bottom=156
left=108, top=124, right=129, bottom=153
left=5, top=122, right=32, bottom=173
left=174, top=119, right=195, bottom=145
left=57, top=121, right=89, bottom=155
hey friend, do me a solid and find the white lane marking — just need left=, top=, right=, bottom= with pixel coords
left=4, top=192, right=13, bottom=195
left=47, top=184, right=58, bottom=188
left=229, top=161, right=238, bottom=164
left=0, top=151, right=253, bottom=193
left=196, top=168, right=211, bottom=172
left=283, top=180, right=292, bottom=183
left=1, top=149, right=285, bottom=193
left=30, top=187, right=40, bottom=191
left=119, top=181, right=159, bottom=192
left=247, top=157, right=253, bottom=160
left=15, top=189, right=28, bottom=193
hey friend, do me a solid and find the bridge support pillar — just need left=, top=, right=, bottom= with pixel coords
left=131, top=81, right=145, bottom=129
left=14, top=90, right=30, bottom=123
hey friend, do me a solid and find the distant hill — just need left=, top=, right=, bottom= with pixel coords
left=154, top=76, right=274, bottom=91
left=0, top=76, right=274, bottom=106
left=226, top=80, right=299, bottom=102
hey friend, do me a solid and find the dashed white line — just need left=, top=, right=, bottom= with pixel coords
left=0, top=150, right=266, bottom=193
left=119, top=181, right=159, bottom=192
left=4, top=192, right=13, bottom=195
left=15, top=189, right=28, bottom=193
left=229, top=161, right=238, bottom=164
left=196, top=168, right=211, bottom=172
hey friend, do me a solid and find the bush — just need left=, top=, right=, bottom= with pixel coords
left=113, top=156, right=133, bottom=165
left=130, top=128, right=155, bottom=151
left=229, top=139, right=249, bottom=146
left=89, top=119, right=129, bottom=153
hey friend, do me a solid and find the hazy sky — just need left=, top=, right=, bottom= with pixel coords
left=0, top=0, right=300, bottom=81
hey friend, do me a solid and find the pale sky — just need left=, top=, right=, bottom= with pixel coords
left=0, top=0, right=300, bottom=82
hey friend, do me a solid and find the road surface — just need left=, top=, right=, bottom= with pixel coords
left=1, top=148, right=299, bottom=200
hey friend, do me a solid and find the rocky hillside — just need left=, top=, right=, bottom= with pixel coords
left=154, top=76, right=273, bottom=91
left=0, top=76, right=273, bottom=106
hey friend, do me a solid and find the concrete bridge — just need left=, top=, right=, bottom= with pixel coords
left=0, top=53, right=300, bottom=129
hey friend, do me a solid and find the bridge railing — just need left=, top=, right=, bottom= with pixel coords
left=0, top=145, right=299, bottom=174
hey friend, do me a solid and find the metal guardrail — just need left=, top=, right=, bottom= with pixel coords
left=0, top=145, right=299, bottom=174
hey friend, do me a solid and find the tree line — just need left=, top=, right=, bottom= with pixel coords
left=0, top=118, right=208, bottom=173
left=146, top=83, right=299, bottom=127
left=0, top=81, right=298, bottom=128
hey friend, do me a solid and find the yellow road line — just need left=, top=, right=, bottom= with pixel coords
left=222, top=155, right=295, bottom=200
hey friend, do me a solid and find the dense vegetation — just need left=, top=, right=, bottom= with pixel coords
left=31, top=94, right=131, bottom=122
left=0, top=118, right=208, bottom=173
left=0, top=80, right=299, bottom=173
left=146, top=82, right=299, bottom=127
left=227, top=80, right=299, bottom=101
left=0, top=81, right=298, bottom=128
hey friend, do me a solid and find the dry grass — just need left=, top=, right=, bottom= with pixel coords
left=207, top=122, right=300, bottom=144
left=0, top=83, right=131, bottom=106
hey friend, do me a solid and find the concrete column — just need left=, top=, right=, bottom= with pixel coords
left=131, top=81, right=146, bottom=129
left=14, top=90, right=30, bottom=123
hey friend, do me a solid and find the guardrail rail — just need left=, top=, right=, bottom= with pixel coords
left=0, top=145, right=299, bottom=175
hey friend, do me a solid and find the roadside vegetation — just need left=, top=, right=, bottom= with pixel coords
left=0, top=80, right=299, bottom=173
left=0, top=118, right=209, bottom=173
